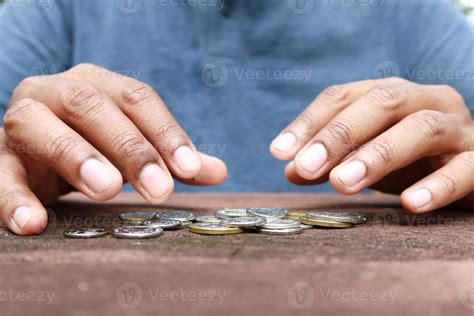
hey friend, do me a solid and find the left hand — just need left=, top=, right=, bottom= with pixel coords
left=270, top=77, right=474, bottom=213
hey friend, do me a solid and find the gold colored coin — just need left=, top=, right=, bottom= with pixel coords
left=119, top=211, right=157, bottom=223
left=287, top=211, right=307, bottom=220
left=300, top=217, right=353, bottom=228
left=188, top=223, right=244, bottom=235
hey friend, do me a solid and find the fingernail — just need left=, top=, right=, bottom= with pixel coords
left=336, top=160, right=367, bottom=187
left=173, top=146, right=201, bottom=173
left=297, top=143, right=328, bottom=174
left=80, top=158, right=115, bottom=194
left=13, top=206, right=33, bottom=230
left=273, top=133, right=297, bottom=153
left=409, top=188, right=432, bottom=210
left=139, top=164, right=170, bottom=198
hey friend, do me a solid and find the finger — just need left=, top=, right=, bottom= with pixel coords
left=294, top=79, right=469, bottom=180
left=329, top=110, right=466, bottom=194
left=13, top=77, right=174, bottom=203
left=401, top=151, right=474, bottom=213
left=284, top=161, right=329, bottom=186
left=178, top=153, right=228, bottom=186
left=66, top=64, right=204, bottom=178
left=3, top=99, right=123, bottom=201
left=0, top=136, right=47, bottom=235
left=270, top=80, right=377, bottom=160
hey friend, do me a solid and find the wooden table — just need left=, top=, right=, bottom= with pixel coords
left=0, top=193, right=473, bottom=316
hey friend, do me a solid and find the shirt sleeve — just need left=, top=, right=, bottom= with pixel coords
left=0, top=0, right=72, bottom=121
left=396, top=0, right=474, bottom=116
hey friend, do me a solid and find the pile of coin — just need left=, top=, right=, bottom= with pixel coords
left=63, top=209, right=367, bottom=239
left=189, top=208, right=367, bottom=236
left=63, top=210, right=195, bottom=239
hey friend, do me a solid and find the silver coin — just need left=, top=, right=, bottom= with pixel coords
left=263, top=219, right=301, bottom=229
left=195, top=216, right=222, bottom=224
left=157, top=211, right=196, bottom=222
left=64, top=228, right=109, bottom=239
left=306, top=212, right=367, bottom=224
left=215, top=209, right=249, bottom=219
left=142, top=219, right=182, bottom=230
left=119, top=211, right=157, bottom=223
left=179, top=221, right=193, bottom=228
left=258, top=227, right=303, bottom=235
left=112, top=226, right=163, bottom=239
left=300, top=224, right=313, bottom=230
left=221, top=217, right=266, bottom=228
left=247, top=208, right=288, bottom=219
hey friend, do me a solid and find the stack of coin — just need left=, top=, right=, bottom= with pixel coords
left=287, top=211, right=308, bottom=220
left=257, top=219, right=303, bottom=235
left=159, top=208, right=367, bottom=236
left=247, top=208, right=287, bottom=219
left=157, top=210, right=196, bottom=227
left=188, top=208, right=304, bottom=236
left=300, top=212, right=367, bottom=228
left=194, top=215, right=222, bottom=224
left=190, top=209, right=261, bottom=235
left=215, top=209, right=249, bottom=219
left=118, top=211, right=157, bottom=224
left=189, top=223, right=244, bottom=235
left=64, top=208, right=368, bottom=239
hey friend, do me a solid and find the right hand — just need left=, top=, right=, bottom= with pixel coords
left=1, top=64, right=228, bottom=235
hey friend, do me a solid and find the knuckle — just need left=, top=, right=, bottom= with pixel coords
left=411, top=110, right=447, bottom=137
left=367, top=84, right=407, bottom=112
left=458, top=151, right=474, bottom=169
left=47, top=134, right=79, bottom=162
left=3, top=98, right=37, bottom=130
left=71, top=63, right=99, bottom=73
left=66, top=63, right=103, bottom=81
left=121, top=82, right=157, bottom=107
left=369, top=140, right=396, bottom=164
left=14, top=76, right=39, bottom=94
left=153, top=119, right=185, bottom=153
left=382, top=77, right=407, bottom=86
left=319, top=85, right=350, bottom=105
left=0, top=188, right=28, bottom=209
left=438, top=172, right=458, bottom=195
left=293, top=113, right=316, bottom=136
left=63, top=83, right=108, bottom=119
left=324, top=119, right=356, bottom=146
left=439, top=85, right=465, bottom=105
left=110, top=131, right=151, bottom=161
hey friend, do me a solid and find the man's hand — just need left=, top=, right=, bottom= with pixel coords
left=1, top=64, right=227, bottom=235
left=271, top=78, right=474, bottom=213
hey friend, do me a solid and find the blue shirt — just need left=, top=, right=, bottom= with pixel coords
left=0, top=0, right=473, bottom=193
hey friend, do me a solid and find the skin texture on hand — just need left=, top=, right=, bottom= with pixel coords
left=1, top=64, right=228, bottom=235
left=271, top=77, right=474, bottom=214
